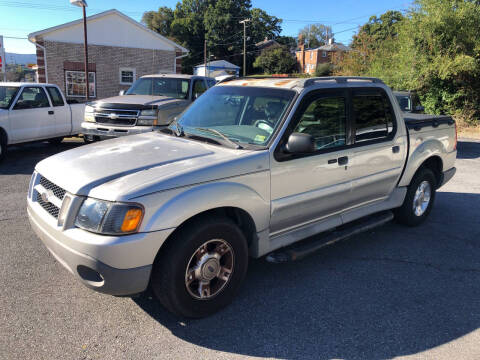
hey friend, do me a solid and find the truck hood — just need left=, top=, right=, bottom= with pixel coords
left=35, top=133, right=269, bottom=201
left=93, top=95, right=182, bottom=108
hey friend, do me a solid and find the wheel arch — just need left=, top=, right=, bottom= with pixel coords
left=158, top=206, right=257, bottom=255
left=398, top=138, right=446, bottom=187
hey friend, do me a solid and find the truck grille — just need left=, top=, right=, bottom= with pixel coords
left=94, top=108, right=139, bottom=126
left=36, top=175, right=66, bottom=219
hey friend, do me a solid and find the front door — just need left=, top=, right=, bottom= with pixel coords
left=270, top=89, right=354, bottom=235
left=8, top=86, right=55, bottom=142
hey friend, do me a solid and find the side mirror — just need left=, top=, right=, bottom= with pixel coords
left=414, top=105, right=424, bottom=113
left=285, top=133, right=315, bottom=154
left=119, top=90, right=126, bottom=96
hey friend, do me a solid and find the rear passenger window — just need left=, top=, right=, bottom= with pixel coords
left=353, top=94, right=394, bottom=143
left=46, top=87, right=65, bottom=107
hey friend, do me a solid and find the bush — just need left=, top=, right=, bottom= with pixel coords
left=314, top=63, right=333, bottom=76
left=253, top=45, right=297, bottom=74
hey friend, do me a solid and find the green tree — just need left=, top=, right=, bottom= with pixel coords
left=276, top=35, right=297, bottom=51
left=142, top=7, right=174, bottom=38
left=352, top=10, right=404, bottom=49
left=336, top=1, right=480, bottom=124
left=142, top=0, right=282, bottom=74
left=298, top=24, right=332, bottom=48
left=253, top=45, right=296, bottom=74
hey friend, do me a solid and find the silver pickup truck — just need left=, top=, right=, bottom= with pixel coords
left=81, top=74, right=215, bottom=141
left=27, top=77, right=457, bottom=318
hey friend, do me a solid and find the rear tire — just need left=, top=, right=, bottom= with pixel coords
left=83, top=135, right=97, bottom=144
left=48, top=137, right=64, bottom=145
left=394, top=168, right=437, bottom=226
left=151, top=216, right=249, bottom=318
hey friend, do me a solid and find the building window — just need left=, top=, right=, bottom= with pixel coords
left=322, top=51, right=327, bottom=58
left=65, top=71, right=96, bottom=98
left=310, top=52, right=313, bottom=60
left=120, top=68, right=136, bottom=85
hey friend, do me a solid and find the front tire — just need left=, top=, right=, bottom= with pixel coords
left=0, top=134, right=6, bottom=162
left=394, top=168, right=437, bottom=226
left=48, top=137, right=64, bottom=145
left=151, top=216, right=249, bottom=318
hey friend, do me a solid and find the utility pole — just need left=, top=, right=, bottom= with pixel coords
left=204, top=39, right=207, bottom=77
left=239, top=19, right=251, bottom=77
left=70, top=0, right=89, bottom=100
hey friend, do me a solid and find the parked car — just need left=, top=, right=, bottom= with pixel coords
left=28, top=76, right=457, bottom=318
left=81, top=74, right=216, bottom=141
left=394, top=90, right=425, bottom=113
left=0, top=82, right=84, bottom=161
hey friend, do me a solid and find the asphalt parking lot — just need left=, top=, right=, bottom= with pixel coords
left=1, top=138, right=479, bottom=360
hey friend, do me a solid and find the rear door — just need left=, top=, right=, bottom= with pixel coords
left=347, top=88, right=407, bottom=207
left=45, top=86, right=71, bottom=136
left=8, top=86, right=55, bottom=142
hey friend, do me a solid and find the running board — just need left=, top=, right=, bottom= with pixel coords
left=265, top=211, right=394, bottom=263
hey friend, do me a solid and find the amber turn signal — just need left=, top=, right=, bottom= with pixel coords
left=121, top=208, right=143, bottom=233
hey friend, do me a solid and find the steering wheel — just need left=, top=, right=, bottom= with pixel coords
left=253, top=119, right=275, bottom=133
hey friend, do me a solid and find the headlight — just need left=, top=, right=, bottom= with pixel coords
left=137, top=109, right=158, bottom=126
left=75, top=198, right=144, bottom=235
left=137, top=118, right=155, bottom=126
left=140, top=109, right=157, bottom=116
left=84, top=105, right=95, bottom=122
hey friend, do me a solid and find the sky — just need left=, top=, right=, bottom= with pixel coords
left=0, top=0, right=413, bottom=54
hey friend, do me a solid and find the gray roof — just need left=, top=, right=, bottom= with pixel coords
left=194, top=60, right=240, bottom=69
left=316, top=43, right=350, bottom=52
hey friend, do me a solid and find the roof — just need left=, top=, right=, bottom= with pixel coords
left=316, top=43, right=350, bottom=52
left=296, top=43, right=350, bottom=53
left=28, top=9, right=188, bottom=53
left=194, top=60, right=240, bottom=69
left=0, top=82, right=56, bottom=87
left=140, top=74, right=211, bottom=79
left=255, top=38, right=279, bottom=49
left=218, top=76, right=384, bottom=91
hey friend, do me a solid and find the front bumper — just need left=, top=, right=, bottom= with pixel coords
left=81, top=122, right=154, bottom=138
left=27, top=199, right=174, bottom=296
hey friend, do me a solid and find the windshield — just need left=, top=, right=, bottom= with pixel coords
left=171, top=86, right=295, bottom=147
left=126, top=77, right=190, bottom=99
left=0, top=86, right=20, bottom=109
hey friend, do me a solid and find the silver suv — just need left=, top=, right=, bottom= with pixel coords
left=28, top=77, right=457, bottom=318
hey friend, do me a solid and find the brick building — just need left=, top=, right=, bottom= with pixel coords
left=296, top=39, right=350, bottom=75
left=28, top=9, right=188, bottom=101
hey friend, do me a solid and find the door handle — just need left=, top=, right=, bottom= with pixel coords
left=48, top=110, right=54, bottom=115
left=338, top=156, right=349, bottom=165
left=392, top=146, right=400, bottom=153
left=328, top=159, right=337, bottom=164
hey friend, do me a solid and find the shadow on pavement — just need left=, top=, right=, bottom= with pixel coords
left=456, top=140, right=480, bottom=159
left=0, top=140, right=83, bottom=175
left=134, top=190, right=480, bottom=359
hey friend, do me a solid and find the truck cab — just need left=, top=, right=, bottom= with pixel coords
left=81, top=74, right=215, bottom=140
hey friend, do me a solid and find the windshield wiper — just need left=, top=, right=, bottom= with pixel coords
left=195, top=127, right=243, bottom=149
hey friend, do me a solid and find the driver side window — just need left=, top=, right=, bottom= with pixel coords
left=294, top=96, right=347, bottom=150
left=193, top=80, right=207, bottom=99
left=14, top=87, right=50, bottom=110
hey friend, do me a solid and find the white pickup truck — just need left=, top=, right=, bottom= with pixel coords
left=0, top=82, right=84, bottom=161
left=28, top=77, right=457, bottom=318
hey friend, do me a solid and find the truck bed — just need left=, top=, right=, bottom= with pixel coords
left=404, top=113, right=455, bottom=131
